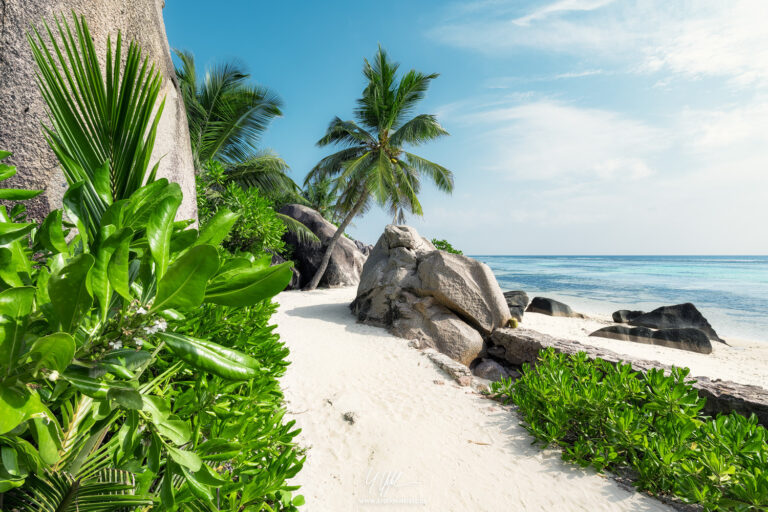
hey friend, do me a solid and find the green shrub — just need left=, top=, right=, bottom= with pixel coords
left=431, top=238, right=463, bottom=255
left=491, top=349, right=768, bottom=511
left=198, top=162, right=287, bottom=255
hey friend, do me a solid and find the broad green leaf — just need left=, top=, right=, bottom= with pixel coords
left=101, top=199, right=129, bottom=230
left=31, top=417, right=61, bottom=465
left=62, top=181, right=90, bottom=249
left=108, top=228, right=133, bottom=300
left=147, top=434, right=161, bottom=473
left=152, top=244, right=219, bottom=312
left=196, top=209, right=239, bottom=247
left=92, top=227, right=133, bottom=318
left=107, top=387, right=143, bottom=410
left=181, top=465, right=215, bottom=504
left=0, top=287, right=36, bottom=372
left=126, top=180, right=181, bottom=230
left=0, top=249, right=23, bottom=287
left=48, top=253, right=94, bottom=332
left=155, top=419, right=191, bottom=446
left=0, top=386, right=46, bottom=434
left=169, top=228, right=198, bottom=257
left=204, top=262, right=292, bottom=306
left=147, top=194, right=181, bottom=278
left=35, top=209, right=68, bottom=254
left=100, top=349, right=152, bottom=371
left=93, top=160, right=113, bottom=206
left=1, top=446, right=19, bottom=475
left=0, top=222, right=35, bottom=245
left=193, top=463, right=227, bottom=486
left=166, top=445, right=202, bottom=471
left=159, top=332, right=258, bottom=380
left=161, top=461, right=176, bottom=507
left=0, top=189, right=42, bottom=200
left=25, top=332, right=75, bottom=374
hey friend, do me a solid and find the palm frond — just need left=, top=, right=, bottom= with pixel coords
left=390, top=70, right=439, bottom=129
left=390, top=114, right=448, bottom=147
left=317, top=117, right=375, bottom=148
left=224, top=150, right=299, bottom=198
left=28, top=13, right=164, bottom=236
left=305, top=146, right=366, bottom=184
left=404, top=152, right=454, bottom=193
left=276, top=213, right=320, bottom=244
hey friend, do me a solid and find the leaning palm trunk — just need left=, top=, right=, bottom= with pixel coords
left=305, top=194, right=367, bottom=290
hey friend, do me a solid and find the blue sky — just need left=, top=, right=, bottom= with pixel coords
left=165, top=0, right=768, bottom=255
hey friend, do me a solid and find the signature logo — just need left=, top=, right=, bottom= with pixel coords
left=358, top=468, right=426, bottom=507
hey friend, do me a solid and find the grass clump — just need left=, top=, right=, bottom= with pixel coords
left=491, top=349, right=768, bottom=511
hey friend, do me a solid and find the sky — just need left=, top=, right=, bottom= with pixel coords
left=164, top=0, right=768, bottom=255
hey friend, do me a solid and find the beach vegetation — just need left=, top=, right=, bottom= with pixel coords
left=431, top=238, right=463, bottom=255
left=491, top=348, right=768, bottom=511
left=304, top=45, right=454, bottom=290
left=0, top=14, right=303, bottom=509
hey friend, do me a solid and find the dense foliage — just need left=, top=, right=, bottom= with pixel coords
left=431, top=238, right=462, bottom=255
left=304, top=46, right=454, bottom=289
left=491, top=349, right=768, bottom=511
left=0, top=14, right=303, bottom=510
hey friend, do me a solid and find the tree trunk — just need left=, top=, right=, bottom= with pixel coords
left=0, top=0, right=197, bottom=222
left=304, top=194, right=367, bottom=291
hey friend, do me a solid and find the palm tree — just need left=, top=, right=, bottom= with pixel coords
left=174, top=50, right=299, bottom=199
left=304, top=46, right=453, bottom=290
left=303, top=175, right=342, bottom=224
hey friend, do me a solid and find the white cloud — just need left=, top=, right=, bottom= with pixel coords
left=456, top=99, right=663, bottom=181
left=431, top=0, right=768, bottom=87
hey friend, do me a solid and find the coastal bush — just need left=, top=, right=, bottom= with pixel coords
left=0, top=13, right=303, bottom=510
left=431, top=238, right=463, bottom=255
left=491, top=349, right=768, bottom=511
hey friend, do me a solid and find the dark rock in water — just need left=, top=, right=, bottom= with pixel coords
left=503, top=291, right=529, bottom=321
left=629, top=303, right=724, bottom=342
left=651, top=328, right=712, bottom=354
left=612, top=309, right=645, bottom=323
left=590, top=325, right=655, bottom=342
left=590, top=325, right=713, bottom=354
left=278, top=204, right=366, bottom=288
left=526, top=296, right=578, bottom=317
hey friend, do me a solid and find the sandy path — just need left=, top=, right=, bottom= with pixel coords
left=275, top=287, right=671, bottom=512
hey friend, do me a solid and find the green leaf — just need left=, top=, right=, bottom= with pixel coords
left=25, top=332, right=75, bottom=374
left=93, top=160, right=113, bottom=206
left=31, top=417, right=61, bottom=465
left=204, top=262, right=292, bottom=306
left=155, top=419, right=191, bottom=446
left=147, top=194, right=181, bottom=278
left=108, top=228, right=133, bottom=300
left=0, top=386, right=47, bottom=434
left=192, top=463, right=227, bottom=486
left=152, top=244, right=219, bottom=312
left=62, top=181, right=90, bottom=247
left=107, top=387, right=143, bottom=410
left=161, top=461, right=176, bottom=507
left=92, top=227, right=133, bottom=319
left=35, top=209, right=68, bottom=254
left=166, top=445, right=202, bottom=471
left=0, top=287, right=36, bottom=372
left=0, top=222, right=35, bottom=245
left=148, top=434, right=161, bottom=473
left=158, top=332, right=258, bottom=380
left=48, top=253, right=94, bottom=332
left=196, top=208, right=239, bottom=247
left=0, top=189, right=43, bottom=200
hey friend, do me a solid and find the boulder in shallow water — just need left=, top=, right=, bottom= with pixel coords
left=503, top=291, right=529, bottom=321
left=612, top=309, right=645, bottom=323
left=526, top=296, right=580, bottom=317
left=590, top=325, right=712, bottom=354
left=628, top=303, right=724, bottom=342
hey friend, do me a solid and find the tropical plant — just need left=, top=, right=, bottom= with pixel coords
left=0, top=13, right=303, bottom=510
left=302, top=175, right=342, bottom=224
left=431, top=238, right=462, bottom=255
left=491, top=349, right=768, bottom=511
left=304, top=46, right=453, bottom=290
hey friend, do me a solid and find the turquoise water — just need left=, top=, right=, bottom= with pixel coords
left=472, top=256, right=768, bottom=342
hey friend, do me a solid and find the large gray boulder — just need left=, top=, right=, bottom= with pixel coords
left=279, top=204, right=366, bottom=288
left=0, top=0, right=197, bottom=221
left=590, top=325, right=713, bottom=354
left=503, top=290, right=529, bottom=321
left=351, top=225, right=510, bottom=366
left=629, top=303, right=724, bottom=342
left=526, top=296, right=581, bottom=317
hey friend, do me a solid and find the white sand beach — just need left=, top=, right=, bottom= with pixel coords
left=522, top=311, right=768, bottom=389
left=276, top=287, right=674, bottom=511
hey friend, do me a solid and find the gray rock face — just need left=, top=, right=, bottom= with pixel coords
left=590, top=325, right=713, bottom=354
left=278, top=204, right=366, bottom=288
left=490, top=327, right=768, bottom=426
left=612, top=309, right=645, bottom=323
left=629, top=303, right=723, bottom=342
left=471, top=358, right=519, bottom=382
left=351, top=224, right=510, bottom=366
left=503, top=290, right=529, bottom=321
left=526, top=296, right=579, bottom=317
left=0, top=0, right=197, bottom=222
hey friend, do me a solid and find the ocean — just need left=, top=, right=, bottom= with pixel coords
left=473, top=255, right=768, bottom=342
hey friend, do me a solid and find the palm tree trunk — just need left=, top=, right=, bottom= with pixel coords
left=304, top=194, right=367, bottom=291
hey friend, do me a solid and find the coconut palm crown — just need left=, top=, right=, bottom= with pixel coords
left=304, top=46, right=453, bottom=290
